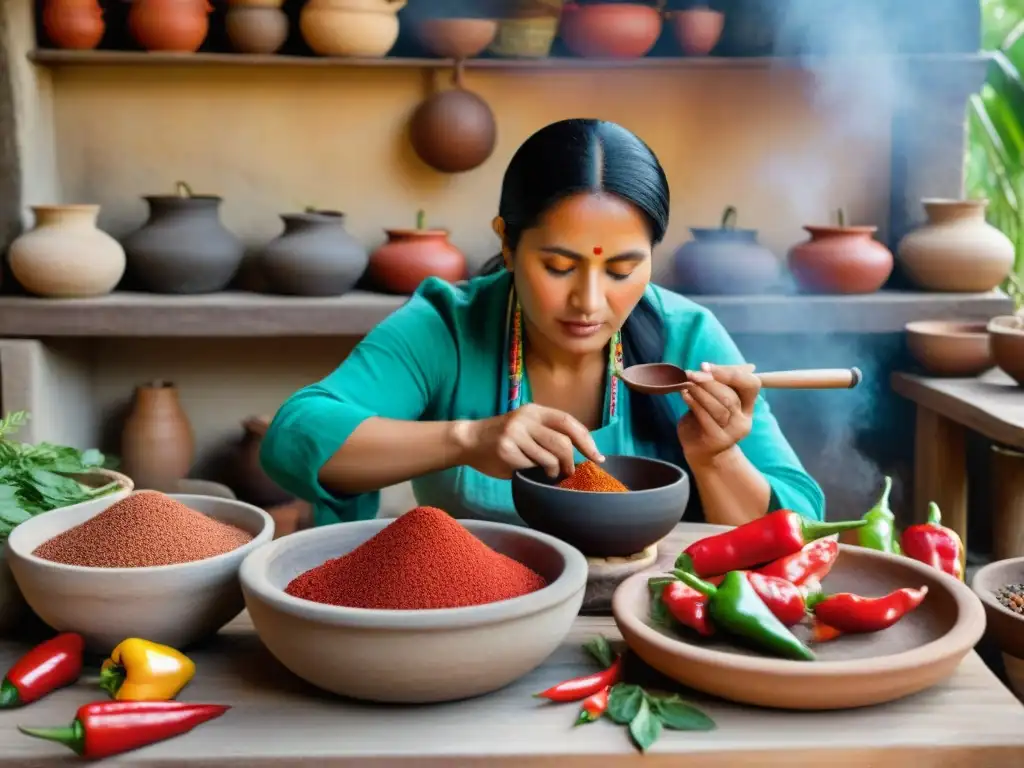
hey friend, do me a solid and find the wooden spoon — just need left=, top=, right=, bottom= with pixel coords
left=619, top=363, right=862, bottom=394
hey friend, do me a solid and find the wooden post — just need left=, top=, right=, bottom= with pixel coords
left=914, top=405, right=968, bottom=548
left=991, top=445, right=1024, bottom=561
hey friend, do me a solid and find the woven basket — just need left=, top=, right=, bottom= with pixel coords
left=489, top=0, right=563, bottom=58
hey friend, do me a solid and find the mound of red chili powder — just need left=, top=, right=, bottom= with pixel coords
left=558, top=461, right=628, bottom=492
left=285, top=506, right=548, bottom=610
left=33, top=490, right=254, bottom=568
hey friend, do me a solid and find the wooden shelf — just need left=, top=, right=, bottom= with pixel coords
left=27, top=50, right=992, bottom=71
left=0, top=289, right=1011, bottom=338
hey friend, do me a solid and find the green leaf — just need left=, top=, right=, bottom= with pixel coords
left=607, top=683, right=643, bottom=725
left=652, top=696, right=717, bottom=731
left=648, top=577, right=674, bottom=627
left=583, top=636, right=614, bottom=669
left=628, top=697, right=662, bottom=753
left=0, top=503, right=31, bottom=527
left=77, top=449, right=104, bottom=468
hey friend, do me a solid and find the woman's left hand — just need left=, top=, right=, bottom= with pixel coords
left=677, top=362, right=760, bottom=466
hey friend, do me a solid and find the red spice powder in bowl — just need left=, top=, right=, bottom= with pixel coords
left=557, top=461, right=629, bottom=492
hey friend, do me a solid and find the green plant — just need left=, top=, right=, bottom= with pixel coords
left=966, top=1, right=1024, bottom=311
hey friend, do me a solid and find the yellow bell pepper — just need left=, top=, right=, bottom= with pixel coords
left=98, top=638, right=196, bottom=701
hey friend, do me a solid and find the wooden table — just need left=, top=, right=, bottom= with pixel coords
left=891, top=370, right=1024, bottom=558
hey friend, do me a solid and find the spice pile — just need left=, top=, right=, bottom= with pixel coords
left=285, top=505, right=547, bottom=609
left=995, top=583, right=1024, bottom=615
left=33, top=491, right=253, bottom=568
left=557, top=461, right=628, bottom=492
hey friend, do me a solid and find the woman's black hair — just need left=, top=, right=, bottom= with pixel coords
left=481, top=118, right=689, bottom=481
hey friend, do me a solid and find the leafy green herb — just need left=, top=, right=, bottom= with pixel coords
left=628, top=697, right=662, bottom=752
left=583, top=635, right=615, bottom=669
left=653, top=695, right=717, bottom=731
left=0, top=411, right=120, bottom=544
left=607, top=683, right=644, bottom=724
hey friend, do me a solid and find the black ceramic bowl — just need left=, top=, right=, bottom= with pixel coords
left=511, top=455, right=690, bottom=558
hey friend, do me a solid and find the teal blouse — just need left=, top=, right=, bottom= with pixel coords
left=260, top=271, right=826, bottom=527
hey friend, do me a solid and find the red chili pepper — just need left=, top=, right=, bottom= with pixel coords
left=900, top=502, right=964, bottom=581
left=809, top=586, right=929, bottom=634
left=18, top=700, right=230, bottom=758
left=574, top=685, right=610, bottom=726
left=0, top=633, right=84, bottom=709
left=534, top=655, right=622, bottom=702
left=746, top=572, right=807, bottom=626
left=676, top=510, right=865, bottom=577
left=755, top=539, right=839, bottom=586
left=662, top=580, right=715, bottom=636
left=809, top=619, right=842, bottom=643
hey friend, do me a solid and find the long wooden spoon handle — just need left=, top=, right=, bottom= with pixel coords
left=756, top=368, right=862, bottom=390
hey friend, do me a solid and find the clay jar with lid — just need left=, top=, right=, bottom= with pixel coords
left=225, top=0, right=289, bottom=54
left=787, top=210, right=894, bottom=294
left=897, top=199, right=1015, bottom=292
left=560, top=0, right=663, bottom=59
left=121, top=381, right=195, bottom=493
left=261, top=209, right=369, bottom=296
left=671, top=205, right=780, bottom=295
left=300, top=0, right=406, bottom=57
left=41, top=0, right=105, bottom=50
left=9, top=205, right=126, bottom=298
left=367, top=210, right=468, bottom=294
left=122, top=181, right=244, bottom=294
left=129, top=0, right=211, bottom=52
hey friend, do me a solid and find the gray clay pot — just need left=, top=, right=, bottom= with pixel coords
left=122, top=188, right=244, bottom=294
left=260, top=211, right=369, bottom=296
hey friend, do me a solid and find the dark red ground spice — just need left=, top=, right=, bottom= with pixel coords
left=284, top=506, right=548, bottom=610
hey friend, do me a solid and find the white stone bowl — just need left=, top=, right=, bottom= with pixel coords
left=6, top=493, right=274, bottom=653
left=239, top=518, right=588, bottom=703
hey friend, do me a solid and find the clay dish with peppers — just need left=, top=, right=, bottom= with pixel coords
left=612, top=527, right=985, bottom=710
left=972, top=556, right=1024, bottom=698
left=512, top=455, right=689, bottom=558
left=238, top=518, right=587, bottom=704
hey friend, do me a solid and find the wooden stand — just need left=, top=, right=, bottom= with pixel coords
left=991, top=445, right=1024, bottom=561
left=914, top=405, right=968, bottom=548
left=580, top=544, right=658, bottom=614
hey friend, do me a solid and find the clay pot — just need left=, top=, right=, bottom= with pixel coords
left=988, top=316, right=1024, bottom=386
left=121, top=381, right=195, bottom=493
left=671, top=206, right=780, bottom=295
left=225, top=0, right=289, bottom=54
left=904, top=320, right=995, bottom=378
left=9, top=205, right=126, bottom=298
left=367, top=211, right=467, bottom=294
left=231, top=416, right=294, bottom=508
left=300, top=0, right=406, bottom=57
left=559, top=1, right=662, bottom=59
left=668, top=7, right=723, bottom=56
left=897, top=199, right=1015, bottom=292
left=409, top=63, right=496, bottom=174
left=122, top=181, right=244, bottom=294
left=42, top=0, right=105, bottom=50
left=787, top=211, right=894, bottom=294
left=261, top=210, right=369, bottom=296
left=129, top=0, right=212, bottom=52
left=413, top=18, right=498, bottom=58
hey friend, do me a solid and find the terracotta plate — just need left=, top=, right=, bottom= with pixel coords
left=612, top=543, right=985, bottom=710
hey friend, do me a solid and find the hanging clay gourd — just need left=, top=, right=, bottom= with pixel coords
left=41, top=0, right=105, bottom=50
left=671, top=205, right=780, bottom=295
left=367, top=209, right=468, bottom=294
left=787, top=208, right=894, bottom=295
left=261, top=208, right=369, bottom=296
left=225, top=0, right=289, bottom=54
left=409, top=62, right=497, bottom=174
left=121, top=181, right=244, bottom=294
left=129, top=0, right=212, bottom=52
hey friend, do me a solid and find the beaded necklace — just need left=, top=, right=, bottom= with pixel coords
left=505, top=289, right=623, bottom=421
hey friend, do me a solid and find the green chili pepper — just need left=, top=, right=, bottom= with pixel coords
left=858, top=476, right=901, bottom=554
left=674, top=570, right=815, bottom=662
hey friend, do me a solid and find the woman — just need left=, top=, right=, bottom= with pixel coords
left=261, top=118, right=825, bottom=529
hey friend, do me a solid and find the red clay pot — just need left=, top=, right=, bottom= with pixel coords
left=129, top=0, right=212, bottom=53
left=42, top=0, right=105, bottom=50
left=560, top=2, right=662, bottom=59
left=367, top=227, right=468, bottom=295
left=787, top=225, right=894, bottom=294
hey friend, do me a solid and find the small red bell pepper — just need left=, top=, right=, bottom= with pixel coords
left=755, top=539, right=839, bottom=586
left=534, top=655, right=622, bottom=703
left=900, top=502, right=964, bottom=581
left=574, top=685, right=610, bottom=726
left=808, top=586, right=929, bottom=634
left=676, top=510, right=866, bottom=577
left=0, top=633, right=84, bottom=709
left=18, top=700, right=230, bottom=758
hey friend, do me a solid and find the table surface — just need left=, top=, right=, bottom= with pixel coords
left=891, top=370, right=1024, bottom=449
left=2, top=526, right=1023, bottom=767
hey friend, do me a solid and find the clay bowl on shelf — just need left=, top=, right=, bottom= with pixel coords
left=239, top=518, right=587, bottom=703
left=613, top=536, right=985, bottom=710
left=904, top=320, right=995, bottom=377
left=971, top=557, right=1024, bottom=699
left=512, top=455, right=689, bottom=558
left=6, top=493, right=273, bottom=653
left=413, top=18, right=499, bottom=58
left=988, top=315, right=1024, bottom=386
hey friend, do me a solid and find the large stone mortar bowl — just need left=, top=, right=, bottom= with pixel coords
left=238, top=518, right=588, bottom=703
left=972, top=556, right=1024, bottom=699
left=512, top=455, right=689, bottom=558
left=6, top=492, right=273, bottom=653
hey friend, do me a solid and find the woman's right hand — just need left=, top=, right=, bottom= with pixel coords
left=452, top=404, right=605, bottom=480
